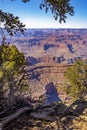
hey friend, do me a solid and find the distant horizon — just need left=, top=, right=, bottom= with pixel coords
left=24, top=28, right=87, bottom=29
left=2, top=27, right=87, bottom=29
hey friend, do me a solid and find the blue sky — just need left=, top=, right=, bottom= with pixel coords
left=0, top=0, right=87, bottom=28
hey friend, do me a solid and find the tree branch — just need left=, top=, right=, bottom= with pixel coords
left=0, top=107, right=32, bottom=130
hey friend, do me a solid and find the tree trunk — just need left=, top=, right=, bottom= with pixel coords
left=8, top=83, right=15, bottom=105
left=0, top=107, right=32, bottom=130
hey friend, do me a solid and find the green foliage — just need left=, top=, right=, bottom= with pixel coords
left=40, top=0, right=74, bottom=22
left=0, top=10, right=25, bottom=36
left=64, top=60, right=87, bottom=100
left=0, top=44, right=29, bottom=103
left=0, top=71, right=3, bottom=79
left=0, top=44, right=25, bottom=67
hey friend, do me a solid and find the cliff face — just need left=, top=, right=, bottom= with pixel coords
left=8, top=29, right=87, bottom=65
left=27, top=63, right=67, bottom=100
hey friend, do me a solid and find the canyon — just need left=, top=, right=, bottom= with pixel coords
left=3, top=29, right=87, bottom=101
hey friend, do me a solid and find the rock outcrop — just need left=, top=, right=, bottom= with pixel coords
left=27, top=63, right=67, bottom=101
left=3, top=96, right=87, bottom=130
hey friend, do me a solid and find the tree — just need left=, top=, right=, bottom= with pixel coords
left=0, top=44, right=29, bottom=104
left=64, top=60, right=87, bottom=100
left=39, top=0, right=74, bottom=22
left=0, top=0, right=74, bottom=39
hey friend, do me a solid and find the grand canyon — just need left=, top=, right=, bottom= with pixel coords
left=1, top=1, right=87, bottom=129
left=2, top=29, right=87, bottom=101
left=0, top=29, right=87, bottom=130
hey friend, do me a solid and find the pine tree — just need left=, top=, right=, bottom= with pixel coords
left=64, top=60, right=87, bottom=100
left=0, top=44, right=29, bottom=104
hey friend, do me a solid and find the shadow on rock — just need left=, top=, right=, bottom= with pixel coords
left=44, top=82, right=62, bottom=106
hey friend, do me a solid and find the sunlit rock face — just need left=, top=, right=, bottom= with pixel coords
left=44, top=82, right=61, bottom=105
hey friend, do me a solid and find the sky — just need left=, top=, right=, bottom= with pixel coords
left=0, top=0, right=87, bottom=28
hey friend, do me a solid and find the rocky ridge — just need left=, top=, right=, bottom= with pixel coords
left=27, top=63, right=67, bottom=101
left=2, top=29, right=87, bottom=64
